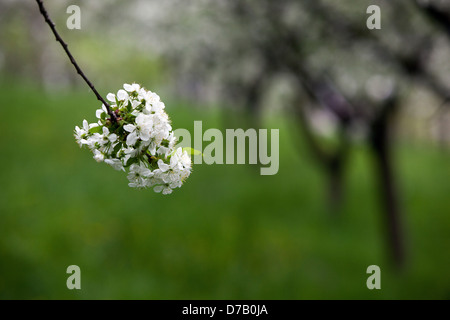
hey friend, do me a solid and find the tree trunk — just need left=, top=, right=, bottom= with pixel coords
left=372, top=142, right=405, bottom=268
left=326, top=156, right=345, bottom=215
left=292, top=99, right=349, bottom=215
left=370, top=102, right=405, bottom=269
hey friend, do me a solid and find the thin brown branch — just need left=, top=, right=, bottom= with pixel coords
left=35, top=0, right=117, bottom=123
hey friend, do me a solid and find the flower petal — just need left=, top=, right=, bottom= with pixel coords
left=140, top=130, right=151, bottom=141
left=106, top=93, right=116, bottom=102
left=96, top=109, right=102, bottom=118
left=109, top=134, right=118, bottom=143
left=117, top=89, right=128, bottom=101
left=158, top=160, right=170, bottom=172
left=126, top=131, right=138, bottom=146
left=123, top=124, right=135, bottom=133
left=124, top=83, right=134, bottom=92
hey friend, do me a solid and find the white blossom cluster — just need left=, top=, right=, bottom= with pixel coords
left=74, top=83, right=192, bottom=194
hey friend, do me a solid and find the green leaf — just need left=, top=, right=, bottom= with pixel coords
left=124, top=156, right=138, bottom=168
left=112, top=142, right=122, bottom=156
left=89, top=126, right=102, bottom=134
left=182, top=147, right=203, bottom=156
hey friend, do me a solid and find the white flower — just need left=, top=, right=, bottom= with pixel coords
left=150, top=116, right=171, bottom=144
left=106, top=93, right=116, bottom=102
left=179, top=149, right=192, bottom=170
left=119, top=147, right=138, bottom=166
left=147, top=141, right=157, bottom=156
left=74, top=84, right=192, bottom=194
left=158, top=159, right=170, bottom=172
left=124, top=83, right=140, bottom=92
left=153, top=184, right=173, bottom=195
left=131, top=100, right=141, bottom=109
left=152, top=101, right=165, bottom=113
left=105, top=158, right=125, bottom=171
left=117, top=89, right=128, bottom=101
left=74, top=119, right=97, bottom=147
left=93, top=149, right=105, bottom=162
left=124, top=113, right=153, bottom=146
left=89, top=127, right=117, bottom=149
left=96, top=104, right=109, bottom=119
left=127, top=163, right=153, bottom=188
left=102, top=127, right=117, bottom=143
left=137, top=88, right=148, bottom=101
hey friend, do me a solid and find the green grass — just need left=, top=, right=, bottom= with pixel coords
left=0, top=81, right=449, bottom=299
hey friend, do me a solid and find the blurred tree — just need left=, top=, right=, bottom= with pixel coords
left=137, top=0, right=450, bottom=267
left=2, top=0, right=449, bottom=268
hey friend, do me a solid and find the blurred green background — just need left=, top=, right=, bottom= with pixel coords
left=0, top=0, right=449, bottom=299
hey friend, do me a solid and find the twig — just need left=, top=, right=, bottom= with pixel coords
left=35, top=0, right=117, bottom=123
